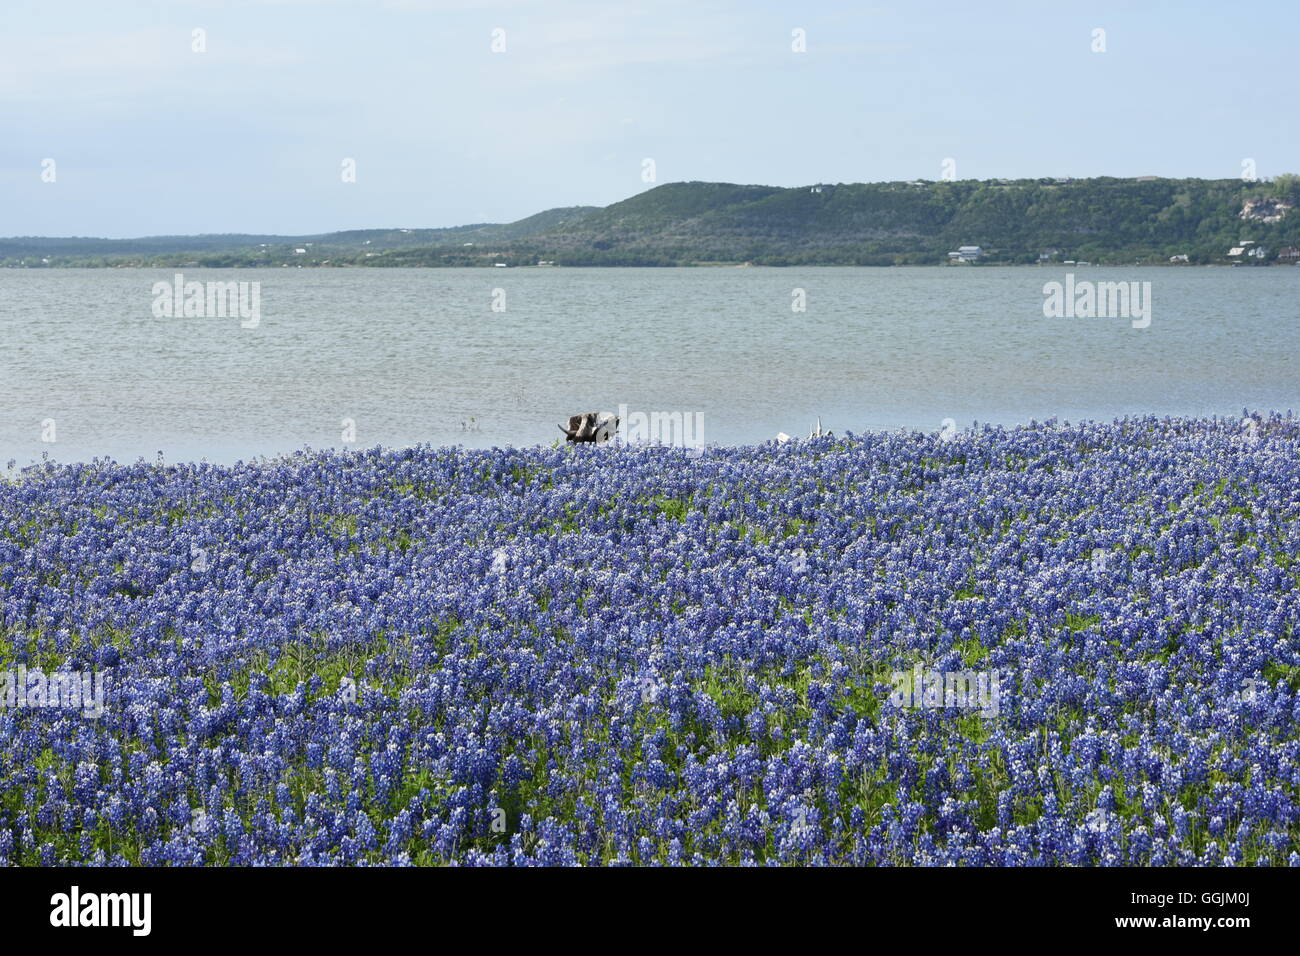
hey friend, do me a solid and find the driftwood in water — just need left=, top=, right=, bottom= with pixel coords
left=558, top=412, right=619, bottom=443
left=776, top=417, right=832, bottom=444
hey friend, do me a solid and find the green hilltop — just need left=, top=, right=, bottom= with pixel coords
left=6, top=176, right=1299, bottom=267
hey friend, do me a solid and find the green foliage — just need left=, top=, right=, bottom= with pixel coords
left=9, top=177, right=1300, bottom=268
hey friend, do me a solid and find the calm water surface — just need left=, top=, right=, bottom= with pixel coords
left=2, top=266, right=1298, bottom=464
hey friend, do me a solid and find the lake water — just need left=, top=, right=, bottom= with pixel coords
left=2, top=266, right=1298, bottom=464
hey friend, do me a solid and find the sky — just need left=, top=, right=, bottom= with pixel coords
left=2, top=0, right=1296, bottom=237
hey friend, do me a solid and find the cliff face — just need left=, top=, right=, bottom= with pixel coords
left=1240, top=198, right=1292, bottom=223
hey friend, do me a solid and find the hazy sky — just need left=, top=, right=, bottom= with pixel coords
left=3, top=0, right=1295, bottom=237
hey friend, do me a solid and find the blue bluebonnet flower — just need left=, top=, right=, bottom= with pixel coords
left=0, top=416, right=1297, bottom=864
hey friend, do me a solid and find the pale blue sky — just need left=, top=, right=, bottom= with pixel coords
left=2, top=0, right=1294, bottom=237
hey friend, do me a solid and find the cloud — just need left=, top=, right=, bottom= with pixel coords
left=0, top=26, right=304, bottom=98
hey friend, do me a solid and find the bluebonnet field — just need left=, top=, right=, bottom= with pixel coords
left=1, top=415, right=1298, bottom=866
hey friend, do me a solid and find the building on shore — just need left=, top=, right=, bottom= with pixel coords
left=948, top=245, right=983, bottom=263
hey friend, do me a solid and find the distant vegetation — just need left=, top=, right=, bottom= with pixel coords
left=6, top=176, right=1300, bottom=268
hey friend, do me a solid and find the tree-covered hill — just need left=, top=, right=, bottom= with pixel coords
left=524, top=176, right=1300, bottom=266
left=5, top=177, right=1299, bottom=267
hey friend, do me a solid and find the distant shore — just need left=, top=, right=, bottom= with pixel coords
left=4, top=260, right=1296, bottom=270
left=5, top=177, right=1299, bottom=269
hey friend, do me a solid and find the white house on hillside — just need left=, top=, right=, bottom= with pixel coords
left=1228, top=241, right=1268, bottom=259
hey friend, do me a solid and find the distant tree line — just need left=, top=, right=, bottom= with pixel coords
left=6, top=177, right=1299, bottom=268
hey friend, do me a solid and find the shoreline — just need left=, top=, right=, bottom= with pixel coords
left=4, top=411, right=1294, bottom=473
left=5, top=261, right=1295, bottom=270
